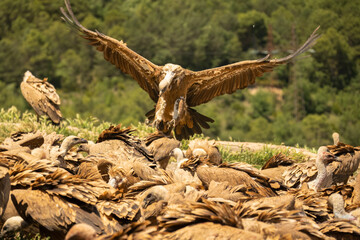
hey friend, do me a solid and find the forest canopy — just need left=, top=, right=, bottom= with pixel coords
left=0, top=0, right=359, bottom=148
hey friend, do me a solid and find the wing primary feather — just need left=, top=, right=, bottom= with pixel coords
left=61, top=0, right=161, bottom=103
left=275, top=26, right=321, bottom=63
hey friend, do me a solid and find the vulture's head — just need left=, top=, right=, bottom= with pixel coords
left=332, top=132, right=340, bottom=145
left=23, top=70, right=33, bottom=83
left=61, top=136, right=88, bottom=151
left=0, top=216, right=28, bottom=238
left=65, top=223, right=97, bottom=240
left=159, top=64, right=184, bottom=94
left=170, top=148, right=185, bottom=161
left=317, top=146, right=338, bottom=165
left=310, top=146, right=339, bottom=191
left=141, top=185, right=169, bottom=209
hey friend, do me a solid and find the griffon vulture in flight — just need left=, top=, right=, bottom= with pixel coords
left=20, top=71, right=62, bottom=125
left=61, top=0, right=320, bottom=139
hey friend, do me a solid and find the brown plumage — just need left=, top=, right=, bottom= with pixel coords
left=159, top=198, right=325, bottom=239
left=181, top=157, right=277, bottom=197
left=144, top=132, right=180, bottom=169
left=326, top=133, right=360, bottom=186
left=6, top=131, right=44, bottom=150
left=351, top=173, right=360, bottom=205
left=97, top=125, right=153, bottom=161
left=107, top=159, right=161, bottom=190
left=164, top=222, right=263, bottom=240
left=61, top=0, right=320, bottom=139
left=20, top=71, right=62, bottom=124
left=0, top=162, right=10, bottom=219
left=97, top=221, right=159, bottom=240
left=206, top=181, right=247, bottom=203
left=185, top=139, right=222, bottom=165
left=11, top=189, right=106, bottom=240
left=241, top=218, right=327, bottom=240
left=284, top=146, right=339, bottom=190
left=220, top=162, right=287, bottom=192
left=261, top=153, right=294, bottom=170
left=79, top=125, right=154, bottom=166
left=0, top=131, right=45, bottom=154
left=319, top=219, right=360, bottom=240
left=6, top=162, right=130, bottom=238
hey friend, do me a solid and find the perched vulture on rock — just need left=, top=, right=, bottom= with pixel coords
left=61, top=0, right=320, bottom=139
left=20, top=71, right=62, bottom=124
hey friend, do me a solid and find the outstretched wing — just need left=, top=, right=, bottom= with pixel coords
left=61, top=0, right=162, bottom=102
left=186, top=27, right=321, bottom=107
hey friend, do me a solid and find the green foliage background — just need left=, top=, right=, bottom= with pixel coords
left=0, top=0, right=359, bottom=148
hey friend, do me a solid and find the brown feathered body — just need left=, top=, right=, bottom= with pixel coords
left=144, top=132, right=180, bottom=169
left=326, top=142, right=360, bottom=186
left=20, top=71, right=62, bottom=124
left=165, top=222, right=263, bottom=240
left=185, top=139, right=222, bottom=165
left=61, top=0, right=320, bottom=139
left=181, top=158, right=277, bottom=197
left=0, top=163, right=10, bottom=219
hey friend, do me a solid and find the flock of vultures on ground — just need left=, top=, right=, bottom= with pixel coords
left=1, top=0, right=360, bottom=239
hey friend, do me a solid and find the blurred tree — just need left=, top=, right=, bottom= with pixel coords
left=312, top=28, right=356, bottom=89
left=301, top=114, right=332, bottom=147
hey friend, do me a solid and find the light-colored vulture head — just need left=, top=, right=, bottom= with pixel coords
left=65, top=223, right=97, bottom=240
left=332, top=132, right=340, bottom=145
left=77, top=141, right=95, bottom=154
left=186, top=139, right=222, bottom=165
left=309, top=146, right=338, bottom=190
left=51, top=135, right=88, bottom=167
left=60, top=136, right=88, bottom=152
left=141, top=185, right=170, bottom=209
left=0, top=216, right=28, bottom=238
left=159, top=64, right=184, bottom=94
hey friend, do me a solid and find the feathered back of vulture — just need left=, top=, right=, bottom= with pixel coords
left=20, top=71, right=62, bottom=124
left=97, top=124, right=154, bottom=162
left=186, top=139, right=222, bottom=165
left=261, top=153, right=294, bottom=170
left=327, top=143, right=360, bottom=155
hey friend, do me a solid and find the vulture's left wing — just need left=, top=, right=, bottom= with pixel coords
left=186, top=27, right=320, bottom=107
left=61, top=0, right=162, bottom=103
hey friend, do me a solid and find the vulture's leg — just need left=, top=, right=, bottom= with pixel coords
left=170, top=97, right=185, bottom=128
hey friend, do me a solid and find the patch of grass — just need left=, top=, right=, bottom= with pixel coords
left=219, top=144, right=312, bottom=169
left=0, top=106, right=156, bottom=143
left=10, top=232, right=49, bottom=240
